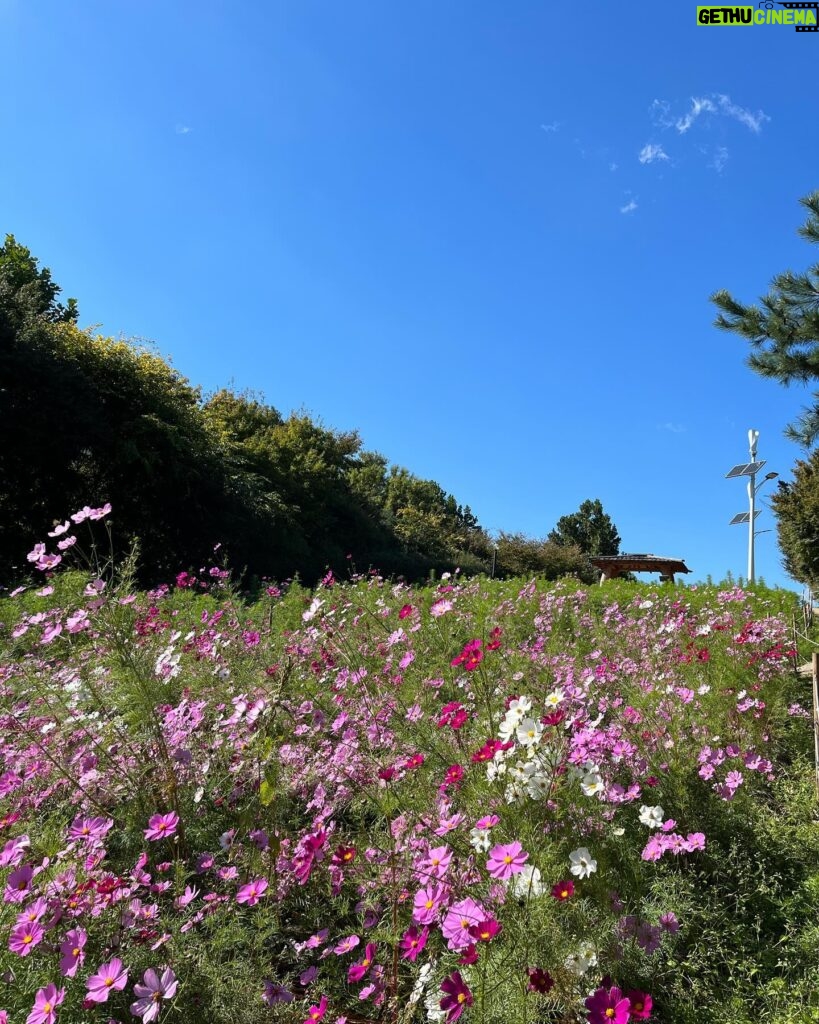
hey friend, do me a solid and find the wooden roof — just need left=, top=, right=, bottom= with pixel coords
left=589, top=554, right=691, bottom=575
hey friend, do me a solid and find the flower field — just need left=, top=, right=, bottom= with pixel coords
left=1, top=508, right=819, bottom=1024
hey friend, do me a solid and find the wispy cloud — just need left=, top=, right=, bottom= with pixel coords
left=651, top=94, right=769, bottom=135
left=710, top=145, right=729, bottom=173
left=609, top=162, right=618, bottom=172
left=540, top=121, right=560, bottom=133
left=620, top=198, right=638, bottom=214
left=659, top=422, right=686, bottom=433
left=175, top=124, right=192, bottom=135
left=638, top=142, right=669, bottom=165
left=716, top=94, right=768, bottom=133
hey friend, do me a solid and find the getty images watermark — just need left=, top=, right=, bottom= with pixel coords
left=697, top=2, right=818, bottom=29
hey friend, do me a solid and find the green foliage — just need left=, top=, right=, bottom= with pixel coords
left=770, top=451, right=819, bottom=587
left=547, top=497, right=622, bottom=556
left=494, top=531, right=597, bottom=582
left=712, top=190, right=819, bottom=447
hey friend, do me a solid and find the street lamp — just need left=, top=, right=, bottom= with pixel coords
left=725, top=429, right=777, bottom=584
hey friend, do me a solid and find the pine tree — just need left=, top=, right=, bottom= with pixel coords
left=711, top=191, right=819, bottom=446
left=547, top=498, right=621, bottom=556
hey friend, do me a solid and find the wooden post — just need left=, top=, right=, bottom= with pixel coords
left=813, top=653, right=819, bottom=802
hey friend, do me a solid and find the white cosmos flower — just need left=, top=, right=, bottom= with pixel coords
left=564, top=942, right=598, bottom=976
left=510, top=864, right=544, bottom=898
left=516, top=718, right=543, bottom=748
left=469, top=827, right=491, bottom=853
left=544, top=689, right=564, bottom=708
left=568, top=847, right=598, bottom=878
left=526, top=773, right=551, bottom=799
left=580, top=772, right=605, bottom=797
left=638, top=805, right=665, bottom=829
left=508, top=696, right=532, bottom=717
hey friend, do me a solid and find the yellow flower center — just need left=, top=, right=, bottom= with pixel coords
left=105, top=978, right=114, bottom=987
left=43, top=1004, right=52, bottom=1014
left=72, top=947, right=81, bottom=957
left=425, top=900, right=434, bottom=909
left=605, top=1011, right=615, bottom=1019
left=457, top=993, right=466, bottom=1004
left=23, top=935, right=33, bottom=945
left=634, top=1003, right=643, bottom=1012
left=503, top=855, right=513, bottom=864
left=561, top=889, right=569, bottom=898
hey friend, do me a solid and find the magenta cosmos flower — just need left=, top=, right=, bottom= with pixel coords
left=144, top=812, right=179, bottom=842
left=303, top=995, right=328, bottom=1022
left=584, top=986, right=632, bottom=1024
left=236, top=878, right=268, bottom=906
left=627, top=990, right=653, bottom=1020
left=400, top=925, right=429, bottom=962
left=26, top=984, right=65, bottom=1024
left=440, top=971, right=473, bottom=1022
left=86, top=958, right=129, bottom=1003
left=130, top=967, right=178, bottom=1022
left=486, top=841, right=528, bottom=881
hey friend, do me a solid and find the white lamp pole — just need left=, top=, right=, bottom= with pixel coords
left=747, top=429, right=759, bottom=583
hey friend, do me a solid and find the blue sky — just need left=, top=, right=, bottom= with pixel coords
left=2, top=1, right=817, bottom=589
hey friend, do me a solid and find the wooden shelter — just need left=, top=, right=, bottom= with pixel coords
left=589, top=554, right=691, bottom=584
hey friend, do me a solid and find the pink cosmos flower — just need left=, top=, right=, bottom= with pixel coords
left=59, top=927, right=87, bottom=978
left=399, top=925, right=429, bottom=962
left=9, top=921, right=44, bottom=956
left=130, top=967, right=178, bottom=1022
left=439, top=971, right=473, bottom=1022
left=412, top=882, right=448, bottom=925
left=420, top=845, right=452, bottom=880
left=26, top=984, right=65, bottom=1024
left=236, top=878, right=268, bottom=906
left=85, top=958, right=129, bottom=1003
left=486, top=841, right=528, bottom=881
left=584, top=986, right=631, bottom=1024
left=144, top=813, right=179, bottom=842
left=333, top=934, right=360, bottom=955
left=6, top=863, right=34, bottom=902
left=475, top=814, right=499, bottom=829
left=442, top=897, right=487, bottom=951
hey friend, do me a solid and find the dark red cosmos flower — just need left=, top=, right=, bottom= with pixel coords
left=527, top=968, right=555, bottom=994
left=399, top=604, right=414, bottom=619
left=627, top=990, right=653, bottom=1019
left=551, top=879, right=575, bottom=901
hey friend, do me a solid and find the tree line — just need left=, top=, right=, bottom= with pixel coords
left=0, top=236, right=622, bottom=587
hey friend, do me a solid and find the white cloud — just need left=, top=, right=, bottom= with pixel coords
left=711, top=145, right=729, bottom=173
left=651, top=94, right=768, bottom=136
left=659, top=422, right=686, bottom=433
left=675, top=96, right=716, bottom=134
left=716, top=94, right=769, bottom=133
left=175, top=124, right=192, bottom=135
left=638, top=143, right=669, bottom=164
left=620, top=199, right=638, bottom=214
left=540, top=121, right=560, bottom=133
left=610, top=162, right=618, bottom=172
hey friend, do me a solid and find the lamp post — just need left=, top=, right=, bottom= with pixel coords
left=726, top=430, right=778, bottom=584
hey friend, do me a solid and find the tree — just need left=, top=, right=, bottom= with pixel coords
left=0, top=234, right=78, bottom=333
left=769, top=452, right=819, bottom=587
left=712, top=191, right=819, bottom=446
left=547, top=499, right=621, bottom=556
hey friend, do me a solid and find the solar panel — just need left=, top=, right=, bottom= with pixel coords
left=725, top=461, right=766, bottom=479
left=729, top=511, right=762, bottom=525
